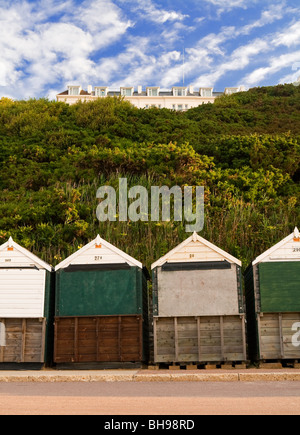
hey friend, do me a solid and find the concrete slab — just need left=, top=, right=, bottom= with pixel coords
left=0, top=368, right=300, bottom=382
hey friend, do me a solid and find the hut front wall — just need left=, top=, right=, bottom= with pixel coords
left=0, top=318, right=46, bottom=363
left=0, top=269, right=46, bottom=318
left=259, top=262, right=300, bottom=312
left=258, top=312, right=300, bottom=360
left=54, top=315, right=143, bottom=363
left=55, top=267, right=143, bottom=317
left=155, top=266, right=241, bottom=317
left=153, top=315, right=246, bottom=363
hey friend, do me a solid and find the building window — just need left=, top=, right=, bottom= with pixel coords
left=95, top=87, right=107, bottom=97
left=178, top=104, right=183, bottom=111
left=120, top=87, right=133, bottom=97
left=172, top=104, right=176, bottom=110
left=147, top=87, right=159, bottom=97
left=225, top=87, right=239, bottom=95
left=173, top=87, right=187, bottom=97
left=185, top=104, right=189, bottom=110
left=68, top=86, right=80, bottom=96
left=200, top=88, right=213, bottom=97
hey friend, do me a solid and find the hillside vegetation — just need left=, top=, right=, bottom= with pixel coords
left=0, top=83, right=299, bottom=270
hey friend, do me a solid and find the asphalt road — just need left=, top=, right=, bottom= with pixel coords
left=0, top=381, right=300, bottom=415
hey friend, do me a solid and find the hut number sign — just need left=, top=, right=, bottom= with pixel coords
left=95, top=256, right=102, bottom=261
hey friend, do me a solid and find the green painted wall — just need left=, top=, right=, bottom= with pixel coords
left=259, top=262, right=300, bottom=312
left=55, top=266, right=144, bottom=316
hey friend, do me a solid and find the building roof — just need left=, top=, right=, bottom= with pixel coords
left=57, top=90, right=90, bottom=96
left=57, top=86, right=224, bottom=98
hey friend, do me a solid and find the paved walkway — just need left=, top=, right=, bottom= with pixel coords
left=1, top=368, right=300, bottom=382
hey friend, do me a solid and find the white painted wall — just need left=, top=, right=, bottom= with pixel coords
left=70, top=244, right=127, bottom=265
left=0, top=247, right=43, bottom=268
left=261, top=239, right=300, bottom=262
left=165, top=239, right=228, bottom=263
left=126, top=96, right=215, bottom=110
left=0, top=269, right=46, bottom=318
left=56, top=94, right=216, bottom=109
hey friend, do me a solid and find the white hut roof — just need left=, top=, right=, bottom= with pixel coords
left=151, top=231, right=241, bottom=269
left=0, top=237, right=52, bottom=271
left=55, top=234, right=142, bottom=271
left=252, top=227, right=300, bottom=266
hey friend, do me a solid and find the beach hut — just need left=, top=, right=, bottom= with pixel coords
left=54, top=235, right=149, bottom=366
left=151, top=232, right=246, bottom=366
left=245, top=227, right=300, bottom=363
left=0, top=237, right=54, bottom=366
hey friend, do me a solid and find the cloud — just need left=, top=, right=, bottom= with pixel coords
left=189, top=38, right=269, bottom=88
left=92, top=6, right=300, bottom=91
left=242, top=50, right=300, bottom=86
left=272, top=21, right=300, bottom=47
left=180, top=7, right=299, bottom=89
left=116, top=0, right=189, bottom=24
left=204, top=0, right=248, bottom=6
left=240, top=4, right=286, bottom=34
left=0, top=0, right=133, bottom=97
left=73, top=0, right=133, bottom=45
left=0, top=0, right=300, bottom=99
left=202, top=0, right=256, bottom=14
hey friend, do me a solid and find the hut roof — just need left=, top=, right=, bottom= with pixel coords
left=55, top=234, right=142, bottom=271
left=151, top=232, right=241, bottom=270
left=252, top=227, right=300, bottom=266
left=0, top=237, right=52, bottom=272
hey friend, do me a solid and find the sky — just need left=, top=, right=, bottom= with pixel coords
left=0, top=0, right=300, bottom=100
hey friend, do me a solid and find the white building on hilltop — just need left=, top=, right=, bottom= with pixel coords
left=56, top=84, right=245, bottom=111
left=293, top=76, right=300, bottom=86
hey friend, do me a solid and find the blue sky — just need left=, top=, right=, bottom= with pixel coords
left=0, top=0, right=300, bottom=100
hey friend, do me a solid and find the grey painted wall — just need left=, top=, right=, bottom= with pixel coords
left=156, top=265, right=240, bottom=316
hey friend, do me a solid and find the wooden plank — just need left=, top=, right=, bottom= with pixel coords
left=74, top=317, right=78, bottom=362
left=259, top=313, right=281, bottom=359
left=197, top=317, right=201, bottom=362
left=139, top=316, right=143, bottom=361
left=278, top=313, right=284, bottom=359
left=0, top=318, right=5, bottom=362
left=177, top=317, right=198, bottom=361
left=153, top=318, right=158, bottom=363
left=21, top=319, right=26, bottom=362
left=257, top=314, right=263, bottom=359
left=96, top=317, right=100, bottom=362
left=174, top=317, right=179, bottom=361
left=118, top=316, right=122, bottom=361
left=220, top=316, right=224, bottom=361
left=40, top=318, right=46, bottom=363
